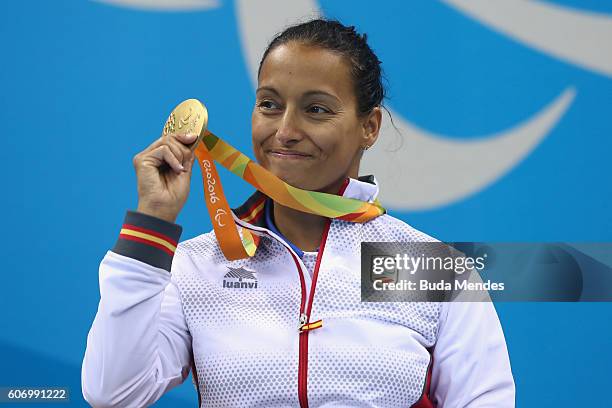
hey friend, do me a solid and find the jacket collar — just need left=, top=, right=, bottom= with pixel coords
left=232, top=175, right=380, bottom=228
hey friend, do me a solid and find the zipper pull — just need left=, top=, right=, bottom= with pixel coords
left=298, top=313, right=308, bottom=331
left=298, top=313, right=323, bottom=333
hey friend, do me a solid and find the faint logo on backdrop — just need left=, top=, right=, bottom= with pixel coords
left=443, top=0, right=612, bottom=78
left=93, top=0, right=220, bottom=11
left=93, top=0, right=612, bottom=209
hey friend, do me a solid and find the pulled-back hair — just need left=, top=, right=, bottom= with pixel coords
left=258, top=19, right=385, bottom=116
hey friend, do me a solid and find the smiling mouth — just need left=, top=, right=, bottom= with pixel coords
left=267, top=150, right=312, bottom=160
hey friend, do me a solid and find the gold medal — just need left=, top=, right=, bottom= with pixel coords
left=162, top=99, right=208, bottom=151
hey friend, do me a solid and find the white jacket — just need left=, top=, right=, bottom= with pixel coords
left=82, top=177, right=515, bottom=407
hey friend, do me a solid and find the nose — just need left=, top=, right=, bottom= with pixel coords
left=275, top=107, right=304, bottom=146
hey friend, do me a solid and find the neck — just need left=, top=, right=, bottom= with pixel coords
left=273, top=203, right=328, bottom=252
left=272, top=177, right=349, bottom=252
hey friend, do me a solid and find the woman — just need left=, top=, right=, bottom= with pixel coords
left=82, top=19, right=514, bottom=407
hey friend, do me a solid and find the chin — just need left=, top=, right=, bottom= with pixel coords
left=258, top=158, right=327, bottom=191
left=267, top=168, right=314, bottom=190
left=277, top=173, right=313, bottom=189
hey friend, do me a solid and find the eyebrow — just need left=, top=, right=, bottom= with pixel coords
left=256, top=87, right=341, bottom=103
left=256, top=86, right=280, bottom=96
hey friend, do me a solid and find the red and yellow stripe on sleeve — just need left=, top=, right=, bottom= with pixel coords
left=119, top=224, right=178, bottom=256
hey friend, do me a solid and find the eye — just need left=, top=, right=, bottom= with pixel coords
left=307, top=105, right=331, bottom=114
left=257, top=100, right=280, bottom=111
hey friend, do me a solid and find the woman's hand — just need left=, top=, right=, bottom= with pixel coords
left=133, top=133, right=198, bottom=223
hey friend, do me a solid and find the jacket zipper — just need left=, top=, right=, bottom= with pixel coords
left=232, top=221, right=324, bottom=408
left=295, top=179, right=349, bottom=408
left=295, top=220, right=332, bottom=408
left=234, top=179, right=349, bottom=408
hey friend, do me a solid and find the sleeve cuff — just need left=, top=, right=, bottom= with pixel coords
left=112, top=210, right=183, bottom=272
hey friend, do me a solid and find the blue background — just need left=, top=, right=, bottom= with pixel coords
left=2, top=0, right=611, bottom=406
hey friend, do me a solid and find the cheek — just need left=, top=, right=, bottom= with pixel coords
left=316, top=124, right=360, bottom=160
left=251, top=117, right=265, bottom=147
left=251, top=117, right=268, bottom=163
left=251, top=115, right=274, bottom=145
left=315, top=138, right=337, bottom=159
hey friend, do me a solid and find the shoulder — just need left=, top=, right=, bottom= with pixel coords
left=176, top=229, right=217, bottom=251
left=364, top=212, right=440, bottom=243
left=170, top=229, right=243, bottom=289
left=174, top=229, right=220, bottom=260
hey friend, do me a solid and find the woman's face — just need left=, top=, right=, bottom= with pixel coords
left=252, top=42, right=380, bottom=193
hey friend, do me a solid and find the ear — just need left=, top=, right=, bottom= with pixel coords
left=361, top=106, right=382, bottom=149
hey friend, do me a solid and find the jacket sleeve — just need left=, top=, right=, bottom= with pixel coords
left=430, top=301, right=516, bottom=407
left=81, top=211, right=193, bottom=408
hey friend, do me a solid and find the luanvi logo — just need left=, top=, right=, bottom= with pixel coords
left=223, top=266, right=258, bottom=289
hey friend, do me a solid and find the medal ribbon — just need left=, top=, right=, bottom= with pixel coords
left=193, top=130, right=385, bottom=260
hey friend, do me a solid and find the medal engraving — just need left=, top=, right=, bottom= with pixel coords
left=162, top=99, right=209, bottom=150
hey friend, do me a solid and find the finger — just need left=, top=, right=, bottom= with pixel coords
left=163, top=132, right=198, bottom=150
left=165, top=136, right=194, bottom=166
left=141, top=136, right=166, bottom=154
left=173, top=132, right=198, bottom=147
left=148, top=145, right=184, bottom=173
left=186, top=154, right=196, bottom=172
left=139, top=131, right=194, bottom=157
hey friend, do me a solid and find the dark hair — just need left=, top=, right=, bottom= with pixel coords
left=258, top=19, right=385, bottom=116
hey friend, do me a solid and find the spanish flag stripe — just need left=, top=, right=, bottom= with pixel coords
left=120, top=229, right=177, bottom=253
left=308, top=320, right=323, bottom=329
left=301, top=320, right=323, bottom=332
left=122, top=224, right=178, bottom=246
left=119, top=233, right=176, bottom=256
left=239, top=197, right=266, bottom=221
left=241, top=201, right=265, bottom=223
